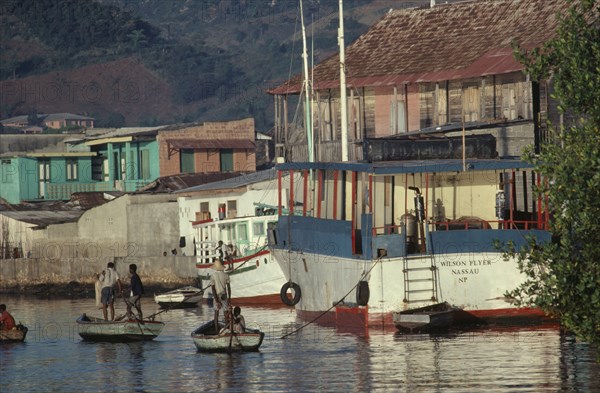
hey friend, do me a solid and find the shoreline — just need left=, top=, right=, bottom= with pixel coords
left=0, top=278, right=199, bottom=299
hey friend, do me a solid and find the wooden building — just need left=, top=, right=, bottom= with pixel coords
left=269, top=0, right=569, bottom=162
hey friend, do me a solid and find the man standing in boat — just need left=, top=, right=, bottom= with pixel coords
left=125, top=263, right=144, bottom=320
left=210, top=259, right=231, bottom=334
left=98, top=262, right=123, bottom=321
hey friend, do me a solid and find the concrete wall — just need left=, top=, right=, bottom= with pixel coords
left=2, top=194, right=180, bottom=264
left=0, top=255, right=197, bottom=287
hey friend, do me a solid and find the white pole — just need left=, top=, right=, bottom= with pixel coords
left=339, top=0, right=349, bottom=162
left=300, top=0, right=314, bottom=163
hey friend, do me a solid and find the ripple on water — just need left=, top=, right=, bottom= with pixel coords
left=0, top=296, right=598, bottom=392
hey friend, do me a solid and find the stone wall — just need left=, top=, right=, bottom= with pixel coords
left=0, top=256, right=198, bottom=288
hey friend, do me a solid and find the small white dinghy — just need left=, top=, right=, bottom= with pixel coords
left=76, top=314, right=165, bottom=342
left=191, top=321, right=264, bottom=353
left=154, top=286, right=203, bottom=309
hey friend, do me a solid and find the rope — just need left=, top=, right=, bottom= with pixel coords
left=147, top=245, right=268, bottom=321
left=279, top=256, right=383, bottom=339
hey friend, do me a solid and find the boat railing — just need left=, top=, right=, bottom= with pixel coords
left=430, top=219, right=542, bottom=231
left=195, top=240, right=268, bottom=265
left=372, top=219, right=543, bottom=237
left=196, top=241, right=219, bottom=265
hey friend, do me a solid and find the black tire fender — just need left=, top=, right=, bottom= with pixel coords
left=280, top=282, right=301, bottom=306
left=356, top=280, right=370, bottom=306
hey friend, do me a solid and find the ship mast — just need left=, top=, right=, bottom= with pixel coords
left=339, top=0, right=348, bottom=162
left=299, top=0, right=314, bottom=163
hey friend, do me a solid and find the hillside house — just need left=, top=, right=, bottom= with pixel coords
left=269, top=0, right=569, bottom=162
left=1, top=113, right=95, bottom=130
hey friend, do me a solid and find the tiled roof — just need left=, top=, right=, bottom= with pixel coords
left=270, top=0, right=569, bottom=94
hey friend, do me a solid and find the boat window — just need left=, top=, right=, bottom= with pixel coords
left=253, top=222, right=265, bottom=236
left=227, top=200, right=237, bottom=218
left=237, top=223, right=248, bottom=241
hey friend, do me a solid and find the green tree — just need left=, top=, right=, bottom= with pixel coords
left=506, top=0, right=600, bottom=350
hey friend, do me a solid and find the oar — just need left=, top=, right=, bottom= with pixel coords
left=228, top=304, right=235, bottom=352
left=121, top=294, right=146, bottom=336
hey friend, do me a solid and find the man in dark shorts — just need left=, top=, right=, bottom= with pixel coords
left=126, top=264, right=144, bottom=320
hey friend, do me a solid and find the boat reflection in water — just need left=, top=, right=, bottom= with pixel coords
left=0, top=297, right=598, bottom=392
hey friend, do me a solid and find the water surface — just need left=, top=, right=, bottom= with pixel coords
left=1, top=295, right=598, bottom=392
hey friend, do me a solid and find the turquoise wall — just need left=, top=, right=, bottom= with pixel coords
left=93, top=140, right=159, bottom=186
left=0, top=156, right=100, bottom=203
left=0, top=158, right=22, bottom=204
left=1, top=139, right=160, bottom=203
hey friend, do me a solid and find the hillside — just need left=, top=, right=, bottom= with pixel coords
left=0, top=0, right=441, bottom=131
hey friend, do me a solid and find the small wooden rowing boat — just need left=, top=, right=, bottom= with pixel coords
left=393, top=302, right=459, bottom=332
left=191, top=321, right=264, bottom=353
left=154, top=286, right=203, bottom=308
left=0, top=325, right=28, bottom=343
left=76, top=314, right=165, bottom=342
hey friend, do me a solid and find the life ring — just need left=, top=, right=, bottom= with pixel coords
left=356, top=280, right=370, bottom=306
left=280, top=282, right=301, bottom=306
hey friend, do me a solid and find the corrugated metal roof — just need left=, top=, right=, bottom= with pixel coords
left=270, top=0, right=568, bottom=94
left=174, top=168, right=277, bottom=193
left=167, top=139, right=255, bottom=149
left=0, top=193, right=112, bottom=227
left=136, top=172, right=246, bottom=193
left=84, top=126, right=167, bottom=142
left=0, top=210, right=84, bottom=228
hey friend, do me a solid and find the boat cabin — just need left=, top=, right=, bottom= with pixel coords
left=271, top=159, right=550, bottom=261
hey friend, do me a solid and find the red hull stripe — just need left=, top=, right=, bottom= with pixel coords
left=295, top=307, right=551, bottom=330
left=196, top=250, right=270, bottom=269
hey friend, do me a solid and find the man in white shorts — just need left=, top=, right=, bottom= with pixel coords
left=99, top=262, right=123, bottom=320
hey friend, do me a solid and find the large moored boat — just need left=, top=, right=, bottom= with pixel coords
left=269, top=159, right=551, bottom=328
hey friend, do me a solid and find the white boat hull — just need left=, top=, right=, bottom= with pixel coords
left=273, top=249, right=543, bottom=327
left=154, top=286, right=203, bottom=308
left=197, top=250, right=286, bottom=304
left=191, top=321, right=264, bottom=353
left=77, top=315, right=165, bottom=342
